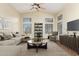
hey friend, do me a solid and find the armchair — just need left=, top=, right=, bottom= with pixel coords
left=48, top=32, right=58, bottom=42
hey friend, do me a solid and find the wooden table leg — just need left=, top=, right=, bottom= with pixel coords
left=36, top=46, right=38, bottom=53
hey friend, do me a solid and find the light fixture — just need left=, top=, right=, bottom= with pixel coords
left=33, top=5, right=39, bottom=11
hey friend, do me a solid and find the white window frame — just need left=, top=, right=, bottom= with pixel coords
left=45, top=18, right=53, bottom=34
left=23, top=17, right=32, bottom=33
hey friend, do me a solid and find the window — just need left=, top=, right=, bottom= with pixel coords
left=0, top=18, right=3, bottom=29
left=45, top=18, right=53, bottom=34
left=23, top=18, right=31, bottom=33
left=57, top=22, right=62, bottom=34
left=57, top=14, right=63, bottom=34
left=45, top=18, right=53, bottom=23
left=45, top=24, right=53, bottom=34
left=0, top=17, right=19, bottom=32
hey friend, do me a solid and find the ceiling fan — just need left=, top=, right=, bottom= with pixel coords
left=30, top=3, right=45, bottom=11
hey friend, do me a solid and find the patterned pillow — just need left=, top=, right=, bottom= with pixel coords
left=3, top=33, right=13, bottom=40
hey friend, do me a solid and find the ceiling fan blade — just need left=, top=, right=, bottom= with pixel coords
left=40, top=7, right=45, bottom=9
left=32, top=3, right=37, bottom=6
left=38, top=4, right=45, bottom=9
left=30, top=3, right=45, bottom=11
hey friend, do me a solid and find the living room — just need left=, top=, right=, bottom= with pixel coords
left=1, top=2, right=79, bottom=56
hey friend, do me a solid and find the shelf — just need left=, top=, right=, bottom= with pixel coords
left=34, top=23, right=43, bottom=37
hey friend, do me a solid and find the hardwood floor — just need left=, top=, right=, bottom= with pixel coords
left=56, top=41, right=78, bottom=56
left=18, top=40, right=78, bottom=56
left=0, top=40, right=78, bottom=56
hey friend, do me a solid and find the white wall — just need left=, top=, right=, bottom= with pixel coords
left=56, top=3, right=79, bottom=36
left=20, top=11, right=56, bottom=38
left=0, top=4, right=19, bottom=17
left=0, top=3, right=20, bottom=33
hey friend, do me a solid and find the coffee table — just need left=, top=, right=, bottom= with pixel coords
left=27, top=39, right=48, bottom=52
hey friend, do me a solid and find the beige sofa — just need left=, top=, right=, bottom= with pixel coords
left=0, top=31, right=29, bottom=46
left=0, top=34, right=27, bottom=46
left=0, top=37, right=22, bottom=46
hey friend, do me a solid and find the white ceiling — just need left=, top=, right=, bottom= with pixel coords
left=10, top=3, right=66, bottom=14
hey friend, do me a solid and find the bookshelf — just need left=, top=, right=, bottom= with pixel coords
left=34, top=23, right=43, bottom=37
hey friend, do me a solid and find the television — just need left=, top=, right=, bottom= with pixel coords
left=67, top=19, right=79, bottom=31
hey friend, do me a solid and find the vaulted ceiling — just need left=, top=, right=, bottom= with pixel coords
left=10, top=3, right=66, bottom=14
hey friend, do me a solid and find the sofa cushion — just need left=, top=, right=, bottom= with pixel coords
left=0, top=36, right=22, bottom=46
left=3, top=34, right=12, bottom=40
